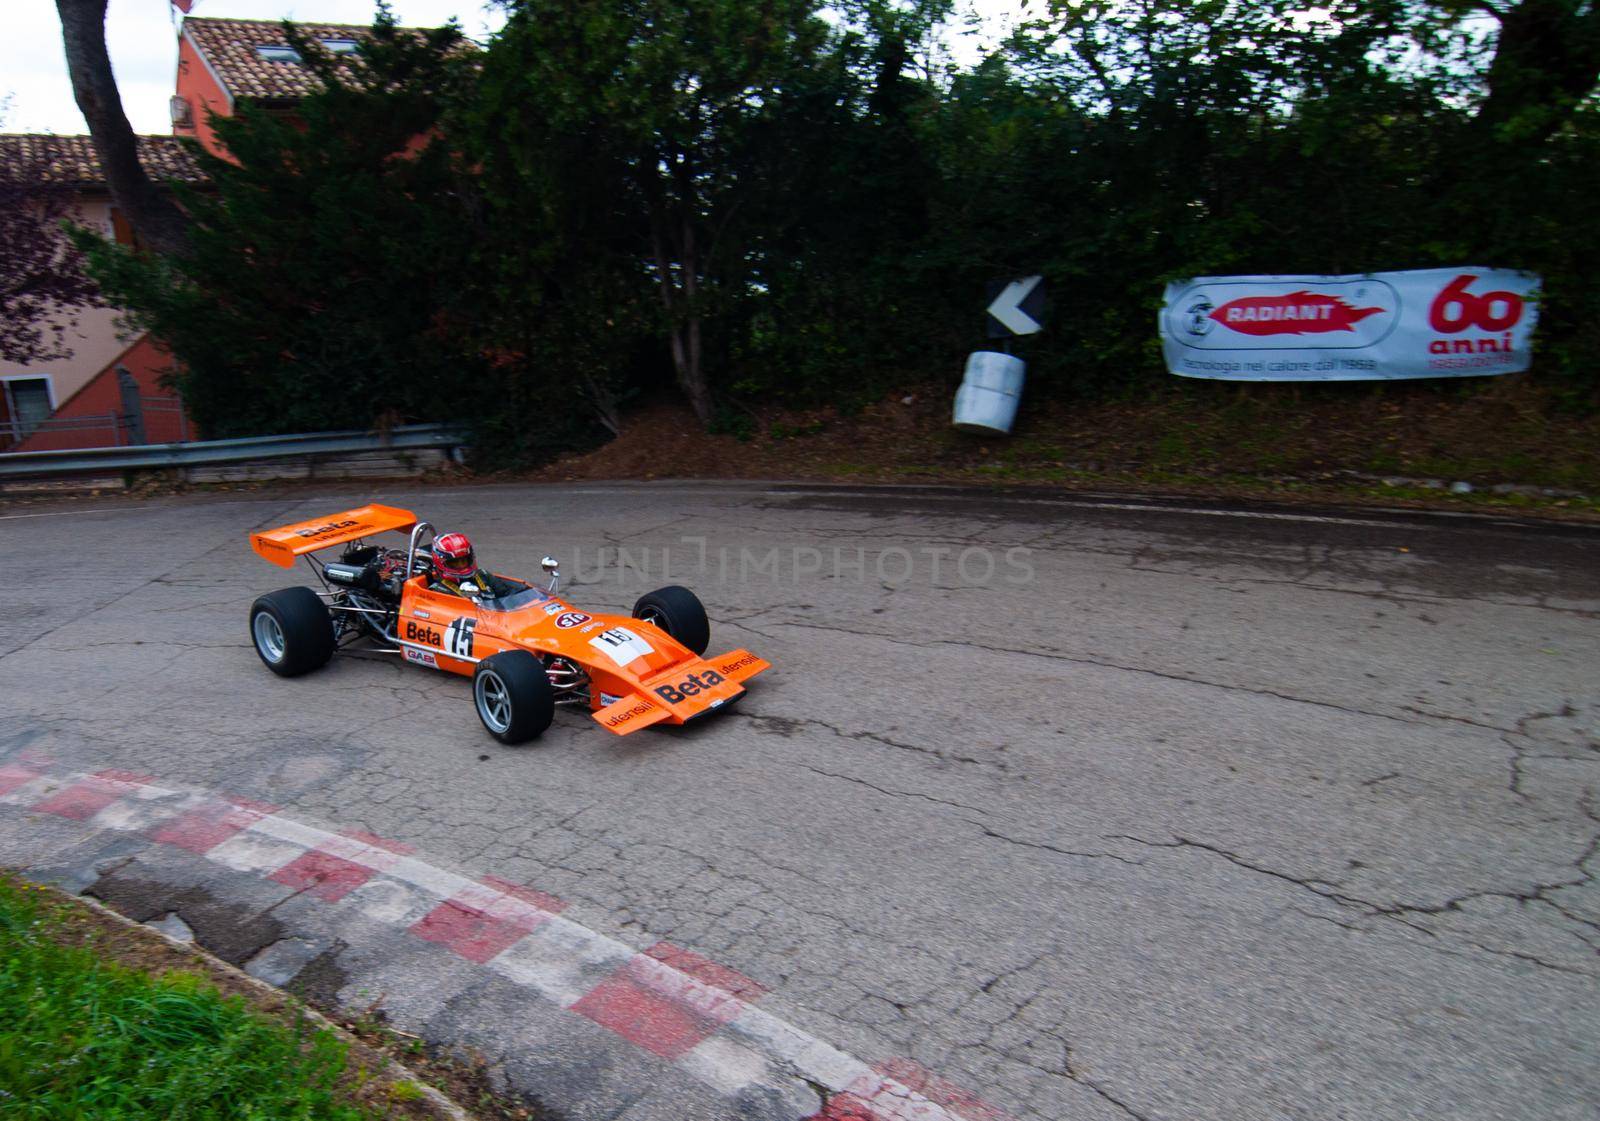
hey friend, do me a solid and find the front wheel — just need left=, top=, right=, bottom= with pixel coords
left=249, top=587, right=335, bottom=677
left=632, top=585, right=710, bottom=655
left=473, top=651, right=554, bottom=744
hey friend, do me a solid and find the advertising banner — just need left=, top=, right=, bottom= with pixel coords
left=1160, top=268, right=1540, bottom=381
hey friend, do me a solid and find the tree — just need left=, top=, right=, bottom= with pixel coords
left=55, top=0, right=188, bottom=255
left=474, top=0, right=841, bottom=425
left=0, top=158, right=104, bottom=365
left=79, top=12, right=484, bottom=437
left=1471, top=0, right=1600, bottom=143
left=1011, top=0, right=1600, bottom=139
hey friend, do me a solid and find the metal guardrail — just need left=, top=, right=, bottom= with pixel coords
left=0, top=423, right=468, bottom=478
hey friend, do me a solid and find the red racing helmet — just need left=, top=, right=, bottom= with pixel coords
left=431, top=531, right=476, bottom=580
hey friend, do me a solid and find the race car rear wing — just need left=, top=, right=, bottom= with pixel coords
left=250, top=504, right=418, bottom=568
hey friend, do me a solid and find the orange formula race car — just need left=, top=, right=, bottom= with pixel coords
left=246, top=505, right=768, bottom=743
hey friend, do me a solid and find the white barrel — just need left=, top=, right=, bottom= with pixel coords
left=952, top=351, right=1025, bottom=434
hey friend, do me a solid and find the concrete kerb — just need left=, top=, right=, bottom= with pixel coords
left=0, top=759, right=1012, bottom=1121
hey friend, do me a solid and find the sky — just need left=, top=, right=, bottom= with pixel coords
left=3, top=0, right=1025, bottom=137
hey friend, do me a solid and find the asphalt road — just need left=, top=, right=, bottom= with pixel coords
left=2, top=482, right=1597, bottom=1120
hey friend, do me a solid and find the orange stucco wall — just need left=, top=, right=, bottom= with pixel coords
left=13, top=334, right=193, bottom=452
left=174, top=31, right=234, bottom=159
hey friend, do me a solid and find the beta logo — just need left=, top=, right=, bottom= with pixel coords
left=654, top=669, right=726, bottom=704
left=295, top=519, right=359, bottom=539
left=1211, top=292, right=1384, bottom=336
left=404, top=620, right=442, bottom=646
left=556, top=612, right=590, bottom=629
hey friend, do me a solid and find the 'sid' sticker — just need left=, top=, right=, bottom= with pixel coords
left=404, top=647, right=439, bottom=669
left=588, top=627, right=653, bottom=667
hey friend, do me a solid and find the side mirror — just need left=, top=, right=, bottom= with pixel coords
left=541, top=556, right=560, bottom=594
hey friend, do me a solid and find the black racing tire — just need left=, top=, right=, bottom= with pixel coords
left=632, top=585, right=710, bottom=656
left=249, top=587, right=335, bottom=678
left=473, top=650, right=555, bottom=744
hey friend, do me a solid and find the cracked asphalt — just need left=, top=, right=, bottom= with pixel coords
left=2, top=481, right=1597, bottom=1120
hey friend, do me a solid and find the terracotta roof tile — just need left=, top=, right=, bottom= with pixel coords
left=0, top=134, right=207, bottom=187
left=181, top=16, right=454, bottom=102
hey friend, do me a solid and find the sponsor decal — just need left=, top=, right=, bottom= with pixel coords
left=404, top=620, right=443, bottom=646
left=414, top=609, right=431, bottom=620
left=603, top=700, right=656, bottom=729
left=588, top=627, right=654, bottom=667
left=653, top=669, right=726, bottom=704
left=542, top=602, right=565, bottom=616
left=1209, top=292, right=1383, bottom=336
left=444, top=616, right=477, bottom=658
left=1425, top=274, right=1527, bottom=356
left=294, top=519, right=360, bottom=539
left=556, top=611, right=591, bottom=629
left=1162, top=268, right=1539, bottom=380
left=403, top=647, right=439, bottom=669
left=599, top=692, right=624, bottom=706
left=715, top=652, right=763, bottom=676
left=580, top=623, right=600, bottom=634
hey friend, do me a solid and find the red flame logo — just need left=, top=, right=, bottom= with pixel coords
left=1210, top=292, right=1385, bottom=336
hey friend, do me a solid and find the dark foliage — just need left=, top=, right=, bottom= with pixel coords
left=0, top=166, right=103, bottom=366
left=78, top=8, right=494, bottom=439
left=78, top=0, right=1600, bottom=465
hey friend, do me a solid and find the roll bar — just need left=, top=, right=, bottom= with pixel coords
left=405, top=520, right=436, bottom=580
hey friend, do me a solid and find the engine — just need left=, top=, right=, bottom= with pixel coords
left=332, top=544, right=410, bottom=600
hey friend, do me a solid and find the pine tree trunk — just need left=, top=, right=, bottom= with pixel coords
left=650, top=218, right=715, bottom=426
left=56, top=0, right=189, bottom=256
left=677, top=214, right=712, bottom=425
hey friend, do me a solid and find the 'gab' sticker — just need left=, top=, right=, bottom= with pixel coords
left=404, top=647, right=439, bottom=669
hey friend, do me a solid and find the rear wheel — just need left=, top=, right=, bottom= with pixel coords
left=473, top=651, right=554, bottom=744
left=632, top=585, right=710, bottom=655
left=249, top=587, right=335, bottom=677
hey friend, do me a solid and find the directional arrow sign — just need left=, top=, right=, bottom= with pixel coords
left=985, top=275, right=1046, bottom=338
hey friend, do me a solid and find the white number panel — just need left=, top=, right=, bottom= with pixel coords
left=588, top=627, right=654, bottom=667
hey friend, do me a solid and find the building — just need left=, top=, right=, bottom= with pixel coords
left=3, top=14, right=419, bottom=451
left=0, top=134, right=204, bottom=450
left=173, top=17, right=382, bottom=159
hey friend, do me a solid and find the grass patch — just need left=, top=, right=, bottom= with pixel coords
left=0, top=873, right=381, bottom=1120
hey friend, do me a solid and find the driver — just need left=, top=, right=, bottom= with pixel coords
left=429, top=531, right=494, bottom=598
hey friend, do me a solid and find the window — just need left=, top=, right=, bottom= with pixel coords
left=255, top=44, right=301, bottom=63
left=3, top=377, right=54, bottom=439
left=320, top=39, right=360, bottom=54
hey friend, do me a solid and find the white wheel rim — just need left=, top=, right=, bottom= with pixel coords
left=253, top=612, right=286, bottom=663
left=476, top=670, right=512, bottom=733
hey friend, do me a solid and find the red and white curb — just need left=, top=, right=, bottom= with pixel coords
left=0, top=759, right=1012, bottom=1121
